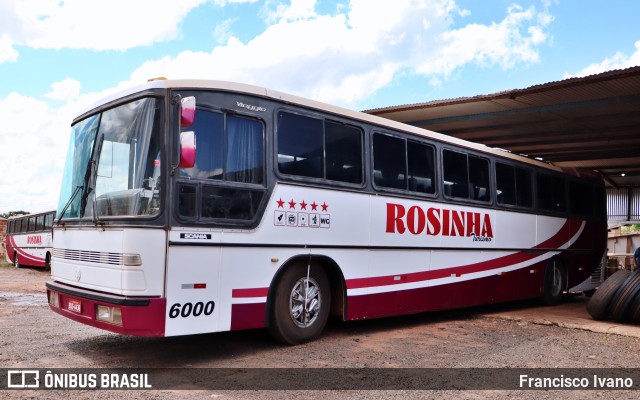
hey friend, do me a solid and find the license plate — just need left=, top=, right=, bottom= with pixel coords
left=68, top=299, right=82, bottom=313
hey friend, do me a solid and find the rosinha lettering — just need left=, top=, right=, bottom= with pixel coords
left=386, top=203, right=493, bottom=239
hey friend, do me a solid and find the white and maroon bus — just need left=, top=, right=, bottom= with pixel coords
left=46, top=80, right=607, bottom=344
left=6, top=210, right=56, bottom=268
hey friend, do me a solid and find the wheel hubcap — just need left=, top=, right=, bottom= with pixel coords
left=289, top=277, right=322, bottom=328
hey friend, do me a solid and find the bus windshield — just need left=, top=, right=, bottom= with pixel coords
left=57, top=97, right=162, bottom=221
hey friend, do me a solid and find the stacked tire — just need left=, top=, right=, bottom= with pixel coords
left=587, top=269, right=640, bottom=323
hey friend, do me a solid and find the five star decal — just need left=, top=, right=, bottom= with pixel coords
left=274, top=198, right=331, bottom=229
left=276, top=198, right=329, bottom=212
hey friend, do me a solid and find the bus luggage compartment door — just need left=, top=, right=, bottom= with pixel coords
left=165, top=243, right=221, bottom=336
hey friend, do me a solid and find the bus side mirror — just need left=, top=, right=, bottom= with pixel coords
left=179, top=131, right=196, bottom=168
left=180, top=96, right=196, bottom=128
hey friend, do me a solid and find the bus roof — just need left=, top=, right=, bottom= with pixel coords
left=6, top=210, right=56, bottom=220
left=76, top=79, right=563, bottom=173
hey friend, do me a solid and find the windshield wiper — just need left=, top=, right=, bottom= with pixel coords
left=56, top=185, right=83, bottom=225
left=90, top=135, right=105, bottom=225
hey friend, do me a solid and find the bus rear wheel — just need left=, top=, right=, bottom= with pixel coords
left=268, top=263, right=331, bottom=345
left=541, top=258, right=565, bottom=306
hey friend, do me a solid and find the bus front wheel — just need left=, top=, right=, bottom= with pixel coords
left=13, top=253, right=20, bottom=269
left=268, top=264, right=331, bottom=345
left=541, top=258, right=565, bottom=306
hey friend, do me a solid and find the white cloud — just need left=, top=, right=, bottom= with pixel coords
left=0, top=0, right=555, bottom=212
left=262, top=0, right=318, bottom=24
left=0, top=0, right=206, bottom=53
left=0, top=34, right=19, bottom=63
left=125, top=0, right=552, bottom=106
left=0, top=79, right=135, bottom=213
left=417, top=4, right=550, bottom=75
left=213, top=0, right=259, bottom=6
left=568, top=40, right=640, bottom=78
left=213, top=18, right=238, bottom=44
left=0, top=92, right=70, bottom=212
left=44, top=78, right=82, bottom=101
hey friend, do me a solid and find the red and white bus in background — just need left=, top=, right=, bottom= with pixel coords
left=46, top=80, right=607, bottom=344
left=6, top=211, right=56, bottom=268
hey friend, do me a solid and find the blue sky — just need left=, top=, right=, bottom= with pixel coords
left=1, top=0, right=639, bottom=213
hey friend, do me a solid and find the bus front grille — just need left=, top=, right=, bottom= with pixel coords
left=53, top=248, right=123, bottom=266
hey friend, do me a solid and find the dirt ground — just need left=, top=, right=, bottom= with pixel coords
left=1, top=262, right=640, bottom=399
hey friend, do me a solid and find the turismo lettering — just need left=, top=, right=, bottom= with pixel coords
left=385, top=203, right=493, bottom=239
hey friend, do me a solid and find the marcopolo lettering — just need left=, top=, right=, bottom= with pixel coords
left=386, top=203, right=493, bottom=239
left=180, top=233, right=212, bottom=240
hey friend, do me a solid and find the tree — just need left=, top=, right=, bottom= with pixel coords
left=0, top=211, right=29, bottom=219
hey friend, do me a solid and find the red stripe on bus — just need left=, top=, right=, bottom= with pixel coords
left=230, top=303, right=267, bottom=330
left=232, top=287, right=269, bottom=298
left=346, top=219, right=581, bottom=290
left=7, top=235, right=46, bottom=264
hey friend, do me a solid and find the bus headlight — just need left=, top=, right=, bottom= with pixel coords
left=95, top=305, right=123, bottom=326
left=48, top=291, right=59, bottom=308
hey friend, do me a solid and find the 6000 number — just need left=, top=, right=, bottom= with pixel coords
left=169, top=301, right=215, bottom=318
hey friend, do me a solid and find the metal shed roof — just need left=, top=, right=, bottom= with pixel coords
left=365, top=66, right=640, bottom=189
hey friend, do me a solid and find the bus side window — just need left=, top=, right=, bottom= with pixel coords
left=538, top=173, right=567, bottom=212
left=469, top=155, right=490, bottom=202
left=515, top=167, right=533, bottom=208
left=277, top=112, right=323, bottom=179
left=552, top=176, right=566, bottom=212
left=569, top=180, right=594, bottom=216
left=443, top=150, right=469, bottom=199
left=373, top=133, right=406, bottom=190
left=407, top=140, right=436, bottom=194
left=496, top=162, right=516, bottom=205
left=325, top=121, right=363, bottom=184
left=45, top=213, right=54, bottom=230
left=178, top=184, right=197, bottom=218
left=181, top=110, right=224, bottom=180
left=225, top=115, right=264, bottom=185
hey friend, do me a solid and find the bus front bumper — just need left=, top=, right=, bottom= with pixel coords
left=46, top=281, right=166, bottom=337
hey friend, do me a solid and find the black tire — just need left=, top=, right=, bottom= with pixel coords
left=587, top=269, right=631, bottom=320
left=541, top=258, right=565, bottom=306
left=13, top=253, right=20, bottom=269
left=629, top=293, right=640, bottom=324
left=609, top=270, right=640, bottom=322
left=628, top=291, right=640, bottom=324
left=268, top=263, right=331, bottom=345
left=45, top=253, right=51, bottom=270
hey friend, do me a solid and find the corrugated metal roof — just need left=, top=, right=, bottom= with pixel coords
left=366, top=66, right=640, bottom=188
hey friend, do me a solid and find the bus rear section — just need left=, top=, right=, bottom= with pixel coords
left=47, top=228, right=167, bottom=336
